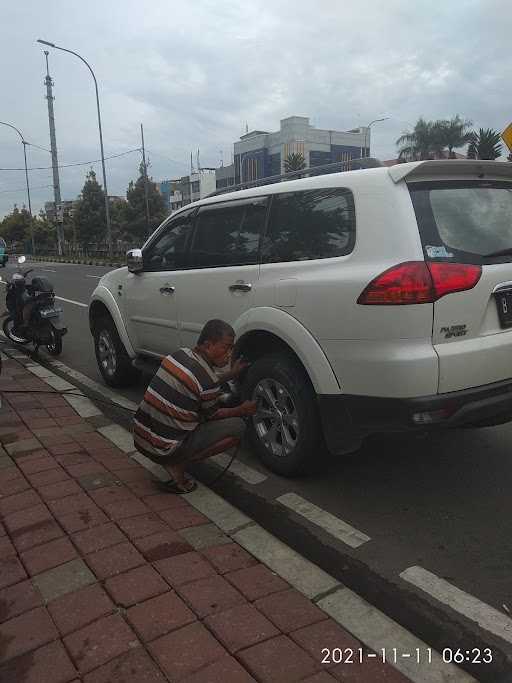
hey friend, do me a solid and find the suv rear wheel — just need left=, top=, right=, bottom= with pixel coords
left=93, top=316, right=139, bottom=387
left=243, top=352, right=324, bottom=476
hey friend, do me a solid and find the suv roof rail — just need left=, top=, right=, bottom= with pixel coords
left=206, top=157, right=383, bottom=198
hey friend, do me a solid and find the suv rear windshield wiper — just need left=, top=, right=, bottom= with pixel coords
left=483, top=247, right=512, bottom=258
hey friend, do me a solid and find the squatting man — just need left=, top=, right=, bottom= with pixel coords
left=133, top=319, right=257, bottom=493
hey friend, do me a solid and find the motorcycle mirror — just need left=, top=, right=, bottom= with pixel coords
left=17, top=256, right=26, bottom=264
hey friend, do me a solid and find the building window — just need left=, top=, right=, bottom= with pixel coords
left=191, top=181, right=200, bottom=193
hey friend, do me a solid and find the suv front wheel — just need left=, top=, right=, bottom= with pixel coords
left=243, top=353, right=324, bottom=476
left=93, top=316, right=139, bottom=387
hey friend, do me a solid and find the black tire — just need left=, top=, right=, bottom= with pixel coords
left=2, top=316, right=30, bottom=345
left=93, top=315, right=139, bottom=387
left=243, top=352, right=324, bottom=476
left=46, top=326, right=63, bottom=356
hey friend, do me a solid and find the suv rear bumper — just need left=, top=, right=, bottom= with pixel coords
left=318, top=377, right=512, bottom=453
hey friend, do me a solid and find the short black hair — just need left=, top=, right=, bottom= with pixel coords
left=197, top=319, right=235, bottom=346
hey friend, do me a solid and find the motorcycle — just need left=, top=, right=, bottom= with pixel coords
left=2, top=256, right=67, bottom=356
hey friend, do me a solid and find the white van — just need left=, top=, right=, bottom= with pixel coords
left=89, top=159, right=512, bottom=475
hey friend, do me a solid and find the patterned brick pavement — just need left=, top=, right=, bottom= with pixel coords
left=0, top=355, right=412, bottom=682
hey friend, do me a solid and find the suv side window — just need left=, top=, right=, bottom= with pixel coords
left=143, top=210, right=194, bottom=271
left=261, top=188, right=355, bottom=263
left=188, top=198, right=267, bottom=269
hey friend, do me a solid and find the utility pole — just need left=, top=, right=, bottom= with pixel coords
left=43, top=51, right=63, bottom=256
left=140, top=124, right=150, bottom=238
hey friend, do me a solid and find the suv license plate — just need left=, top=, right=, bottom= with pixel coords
left=495, top=291, right=512, bottom=328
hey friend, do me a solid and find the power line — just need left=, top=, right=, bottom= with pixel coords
left=26, top=142, right=52, bottom=154
left=0, top=183, right=53, bottom=195
left=0, top=148, right=141, bottom=172
left=144, top=148, right=189, bottom=169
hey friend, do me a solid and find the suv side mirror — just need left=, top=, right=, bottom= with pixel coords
left=127, top=249, right=143, bottom=273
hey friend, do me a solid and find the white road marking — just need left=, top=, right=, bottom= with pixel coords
left=319, top=588, right=477, bottom=683
left=55, top=295, right=88, bottom=308
left=277, top=492, right=370, bottom=548
left=86, top=275, right=103, bottom=279
left=210, top=453, right=267, bottom=484
left=39, top=269, right=57, bottom=273
left=401, top=566, right=512, bottom=645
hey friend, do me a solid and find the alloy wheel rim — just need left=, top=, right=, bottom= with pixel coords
left=252, top=378, right=299, bottom=457
left=98, top=330, right=117, bottom=376
left=6, top=320, right=29, bottom=344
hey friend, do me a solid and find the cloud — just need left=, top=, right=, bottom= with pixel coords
left=1, top=0, right=511, bottom=218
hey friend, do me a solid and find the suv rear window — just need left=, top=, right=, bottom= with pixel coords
left=261, top=188, right=355, bottom=263
left=409, top=181, right=512, bottom=263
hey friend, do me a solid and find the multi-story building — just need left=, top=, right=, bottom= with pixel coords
left=163, top=169, right=217, bottom=212
left=44, top=200, right=77, bottom=223
left=158, top=180, right=173, bottom=210
left=190, top=168, right=216, bottom=203
left=224, top=116, right=368, bottom=187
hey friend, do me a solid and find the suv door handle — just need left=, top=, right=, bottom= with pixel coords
left=229, top=282, right=252, bottom=292
left=159, top=285, right=175, bottom=295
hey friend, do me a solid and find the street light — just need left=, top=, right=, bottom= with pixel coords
left=0, top=121, right=35, bottom=254
left=37, top=39, right=112, bottom=257
left=363, top=117, right=390, bottom=158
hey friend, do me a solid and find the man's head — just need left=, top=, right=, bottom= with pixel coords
left=197, top=319, right=235, bottom=367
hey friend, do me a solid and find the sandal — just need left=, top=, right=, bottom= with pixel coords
left=156, top=478, right=197, bottom=494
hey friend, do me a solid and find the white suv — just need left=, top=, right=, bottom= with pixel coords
left=89, top=159, right=512, bottom=475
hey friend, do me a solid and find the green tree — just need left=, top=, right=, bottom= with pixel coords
left=396, top=118, right=443, bottom=161
left=33, top=210, right=56, bottom=251
left=73, top=170, right=107, bottom=245
left=0, top=205, right=32, bottom=245
left=284, top=153, right=307, bottom=173
left=467, top=128, right=503, bottom=160
left=123, top=163, right=168, bottom=242
left=109, top=200, right=127, bottom=243
left=437, top=115, right=473, bottom=158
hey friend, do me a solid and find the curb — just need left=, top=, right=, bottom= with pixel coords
left=0, top=342, right=478, bottom=683
left=27, top=256, right=124, bottom=268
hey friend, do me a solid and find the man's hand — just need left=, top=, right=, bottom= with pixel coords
left=236, top=400, right=258, bottom=417
left=230, top=356, right=250, bottom=378
left=210, top=400, right=257, bottom=421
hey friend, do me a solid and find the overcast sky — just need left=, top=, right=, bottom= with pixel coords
left=0, top=0, right=510, bottom=218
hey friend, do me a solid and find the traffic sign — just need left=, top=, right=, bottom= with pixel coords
left=501, top=123, right=512, bottom=152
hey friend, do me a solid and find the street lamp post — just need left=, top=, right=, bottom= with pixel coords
left=363, top=117, right=390, bottom=158
left=37, top=39, right=112, bottom=257
left=0, top=121, right=35, bottom=254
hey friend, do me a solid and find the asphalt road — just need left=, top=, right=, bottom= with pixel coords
left=2, top=257, right=512, bottom=680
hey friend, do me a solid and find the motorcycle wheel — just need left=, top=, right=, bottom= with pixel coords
left=46, top=326, right=63, bottom=356
left=2, top=316, right=30, bottom=345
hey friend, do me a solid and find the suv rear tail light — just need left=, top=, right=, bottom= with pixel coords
left=357, top=261, right=482, bottom=305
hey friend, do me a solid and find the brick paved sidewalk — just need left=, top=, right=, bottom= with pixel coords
left=0, top=354, right=412, bottom=682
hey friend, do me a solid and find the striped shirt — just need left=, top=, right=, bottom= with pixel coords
left=133, top=348, right=222, bottom=460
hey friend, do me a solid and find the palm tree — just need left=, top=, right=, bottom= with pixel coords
left=467, top=128, right=502, bottom=160
left=396, top=118, right=441, bottom=161
left=284, top=153, right=306, bottom=173
left=437, top=115, right=473, bottom=158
